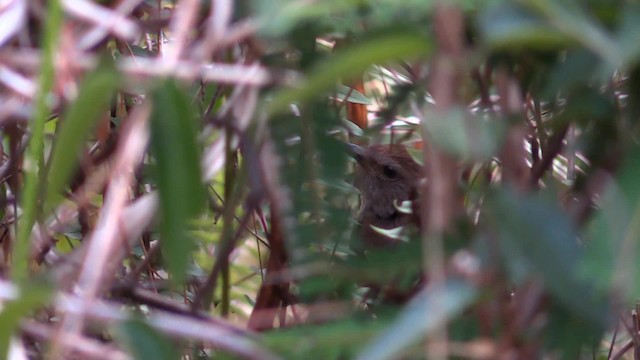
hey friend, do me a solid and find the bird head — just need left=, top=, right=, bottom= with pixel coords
left=348, top=143, right=421, bottom=229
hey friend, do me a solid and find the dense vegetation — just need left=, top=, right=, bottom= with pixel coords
left=1, top=0, right=640, bottom=358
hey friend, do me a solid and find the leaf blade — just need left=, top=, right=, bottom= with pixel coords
left=45, top=64, right=119, bottom=213
left=150, top=80, right=206, bottom=285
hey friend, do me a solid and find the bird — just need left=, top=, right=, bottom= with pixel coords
left=348, top=143, right=422, bottom=247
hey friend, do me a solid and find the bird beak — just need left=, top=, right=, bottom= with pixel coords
left=346, top=143, right=366, bottom=163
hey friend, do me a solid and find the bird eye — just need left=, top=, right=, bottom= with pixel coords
left=382, top=165, right=398, bottom=179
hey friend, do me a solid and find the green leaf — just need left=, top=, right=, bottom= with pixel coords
left=263, top=317, right=386, bottom=358
left=356, top=280, right=476, bottom=360
left=480, top=3, right=569, bottom=50
left=115, top=320, right=179, bottom=360
left=523, top=0, right=620, bottom=67
left=336, top=84, right=371, bottom=105
left=616, top=4, right=640, bottom=68
left=254, top=0, right=360, bottom=36
left=150, top=80, right=206, bottom=285
left=14, top=0, right=63, bottom=283
left=423, top=107, right=504, bottom=161
left=268, top=32, right=432, bottom=115
left=0, top=282, right=51, bottom=358
left=544, top=301, right=604, bottom=358
left=341, top=118, right=365, bottom=136
left=542, top=49, right=601, bottom=98
left=243, top=294, right=256, bottom=306
left=582, top=148, right=640, bottom=302
left=45, top=63, right=119, bottom=213
left=487, top=189, right=609, bottom=325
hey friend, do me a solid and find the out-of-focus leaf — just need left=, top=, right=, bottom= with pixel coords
left=423, top=108, right=504, bottom=161
left=0, top=282, right=51, bottom=358
left=342, top=119, right=364, bottom=136
left=582, top=149, right=640, bottom=302
left=487, top=189, right=609, bottom=325
left=543, top=49, right=602, bottom=99
left=268, top=32, right=432, bottom=115
left=524, top=0, right=620, bottom=67
left=243, top=294, right=256, bottom=306
left=45, top=63, right=119, bottom=213
left=115, top=320, right=179, bottom=360
left=254, top=0, right=361, bottom=36
left=0, top=0, right=26, bottom=48
left=336, top=84, right=371, bottom=105
left=344, top=240, right=422, bottom=283
left=406, top=147, right=424, bottom=166
left=544, top=301, right=603, bottom=358
left=56, top=235, right=81, bottom=253
left=150, top=80, right=206, bottom=285
left=617, top=4, right=640, bottom=67
left=356, top=280, right=476, bottom=360
left=480, top=3, right=568, bottom=49
left=264, top=317, right=387, bottom=358
left=15, top=0, right=63, bottom=283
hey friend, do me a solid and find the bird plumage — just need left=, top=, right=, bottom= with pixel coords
left=350, top=144, right=422, bottom=247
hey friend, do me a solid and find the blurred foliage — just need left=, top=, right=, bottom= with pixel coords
left=2, top=0, right=640, bottom=359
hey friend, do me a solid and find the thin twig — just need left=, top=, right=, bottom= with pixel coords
left=21, top=321, right=129, bottom=360
left=53, top=102, right=150, bottom=357
left=56, top=294, right=280, bottom=360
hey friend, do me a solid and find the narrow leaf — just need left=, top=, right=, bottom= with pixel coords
left=14, top=0, right=62, bottom=283
left=45, top=63, right=119, bottom=213
left=115, top=320, right=179, bottom=360
left=268, top=32, right=432, bottom=115
left=336, top=84, right=371, bottom=105
left=356, top=280, right=476, bottom=360
left=0, top=282, right=51, bottom=358
left=150, top=80, right=206, bottom=285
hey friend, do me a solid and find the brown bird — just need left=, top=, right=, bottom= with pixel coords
left=349, top=143, right=422, bottom=247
